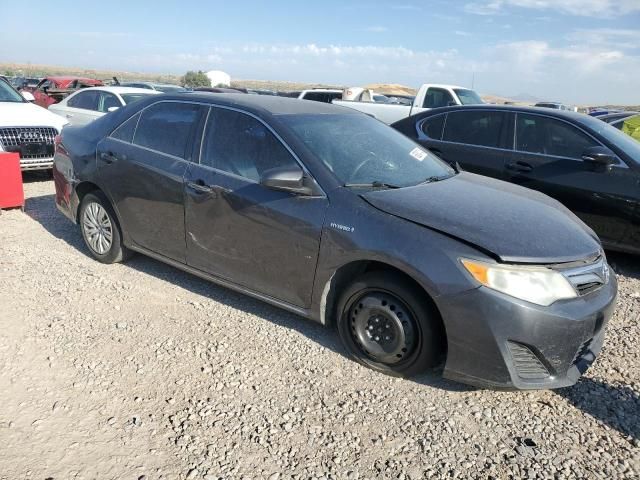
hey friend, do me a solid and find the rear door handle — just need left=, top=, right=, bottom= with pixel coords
left=505, top=161, right=533, bottom=173
left=187, top=180, right=213, bottom=194
left=99, top=151, right=118, bottom=164
left=65, top=113, right=74, bottom=118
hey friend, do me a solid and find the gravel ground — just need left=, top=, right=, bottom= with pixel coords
left=0, top=173, right=638, bottom=479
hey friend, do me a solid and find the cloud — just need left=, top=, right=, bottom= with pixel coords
left=464, top=0, right=640, bottom=17
left=455, top=30, right=472, bottom=36
left=567, top=28, right=640, bottom=50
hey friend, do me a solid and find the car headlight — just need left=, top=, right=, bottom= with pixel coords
left=461, top=258, right=577, bottom=306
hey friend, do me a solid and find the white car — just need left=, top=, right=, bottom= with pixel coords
left=0, top=77, right=68, bottom=170
left=49, top=87, right=160, bottom=126
left=333, top=84, right=484, bottom=125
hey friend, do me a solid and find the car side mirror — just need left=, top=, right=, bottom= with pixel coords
left=581, top=146, right=618, bottom=170
left=107, top=106, right=119, bottom=113
left=447, top=101, right=457, bottom=107
left=21, top=91, right=35, bottom=102
left=261, top=167, right=313, bottom=195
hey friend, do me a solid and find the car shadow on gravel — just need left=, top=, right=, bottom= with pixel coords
left=607, top=251, right=640, bottom=281
left=556, top=378, right=639, bottom=441
left=26, top=192, right=466, bottom=392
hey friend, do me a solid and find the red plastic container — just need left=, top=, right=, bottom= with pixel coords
left=0, top=153, right=25, bottom=210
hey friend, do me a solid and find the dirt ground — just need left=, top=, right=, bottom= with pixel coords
left=0, top=173, right=638, bottom=479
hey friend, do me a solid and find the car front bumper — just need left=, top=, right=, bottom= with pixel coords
left=437, top=273, right=617, bottom=390
left=20, top=157, right=54, bottom=170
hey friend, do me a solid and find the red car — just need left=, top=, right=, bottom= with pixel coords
left=25, top=76, right=104, bottom=108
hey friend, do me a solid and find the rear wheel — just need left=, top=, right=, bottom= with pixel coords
left=79, top=192, right=131, bottom=264
left=336, top=271, right=442, bottom=377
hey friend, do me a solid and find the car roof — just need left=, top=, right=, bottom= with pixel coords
left=164, top=92, right=361, bottom=116
left=301, top=89, right=343, bottom=93
left=74, top=86, right=162, bottom=95
left=124, top=81, right=182, bottom=87
left=394, top=103, right=616, bottom=133
left=411, top=103, right=586, bottom=119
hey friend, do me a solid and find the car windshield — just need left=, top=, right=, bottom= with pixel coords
left=154, top=85, right=186, bottom=93
left=0, top=80, right=25, bottom=103
left=454, top=89, right=483, bottom=105
left=373, top=94, right=389, bottom=103
left=282, top=114, right=455, bottom=187
left=120, top=93, right=154, bottom=104
left=587, top=115, right=640, bottom=164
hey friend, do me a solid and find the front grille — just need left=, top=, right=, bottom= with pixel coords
left=576, top=281, right=602, bottom=296
left=561, top=256, right=609, bottom=297
left=0, top=127, right=57, bottom=159
left=508, top=341, right=550, bottom=380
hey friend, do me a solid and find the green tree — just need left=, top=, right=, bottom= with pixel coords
left=181, top=70, right=210, bottom=88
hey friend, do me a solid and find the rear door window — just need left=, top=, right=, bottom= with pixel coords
left=200, top=107, right=300, bottom=182
left=423, top=88, right=455, bottom=108
left=110, top=113, right=141, bottom=143
left=420, top=114, right=445, bottom=139
left=133, top=102, right=201, bottom=159
left=516, top=113, right=599, bottom=159
left=443, top=110, right=507, bottom=148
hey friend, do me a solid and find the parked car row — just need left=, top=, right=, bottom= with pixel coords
left=51, top=93, right=619, bottom=391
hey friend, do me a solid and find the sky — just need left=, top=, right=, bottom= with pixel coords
left=1, top=0, right=639, bottom=104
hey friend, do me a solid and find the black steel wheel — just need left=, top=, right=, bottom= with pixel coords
left=337, top=271, right=442, bottom=377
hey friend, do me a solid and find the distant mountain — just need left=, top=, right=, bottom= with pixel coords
left=509, top=93, right=542, bottom=103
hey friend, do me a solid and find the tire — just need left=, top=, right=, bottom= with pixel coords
left=336, top=271, right=443, bottom=377
left=79, top=192, right=131, bottom=264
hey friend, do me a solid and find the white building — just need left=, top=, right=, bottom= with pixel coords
left=206, top=70, right=231, bottom=87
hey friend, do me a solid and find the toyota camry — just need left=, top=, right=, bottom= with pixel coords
left=53, top=94, right=617, bottom=389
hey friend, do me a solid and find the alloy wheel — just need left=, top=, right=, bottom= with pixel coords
left=82, top=202, right=113, bottom=255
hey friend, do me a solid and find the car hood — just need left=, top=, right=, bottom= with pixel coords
left=361, top=172, right=601, bottom=264
left=0, top=102, right=68, bottom=130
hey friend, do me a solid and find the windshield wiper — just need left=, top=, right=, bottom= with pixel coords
left=418, top=175, right=448, bottom=185
left=344, top=181, right=400, bottom=189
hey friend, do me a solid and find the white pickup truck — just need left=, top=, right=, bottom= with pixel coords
left=333, top=84, right=483, bottom=124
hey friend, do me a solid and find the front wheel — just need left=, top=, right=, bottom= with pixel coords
left=79, top=192, right=131, bottom=264
left=336, top=271, right=443, bottom=377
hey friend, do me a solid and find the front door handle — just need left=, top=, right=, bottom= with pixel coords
left=505, top=161, right=533, bottom=173
left=187, top=180, right=213, bottom=194
left=65, top=113, right=74, bottom=118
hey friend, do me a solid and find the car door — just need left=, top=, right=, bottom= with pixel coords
left=61, top=90, right=102, bottom=126
left=184, top=106, right=329, bottom=308
left=425, top=109, right=511, bottom=178
left=503, top=112, right=637, bottom=246
left=96, top=100, right=204, bottom=262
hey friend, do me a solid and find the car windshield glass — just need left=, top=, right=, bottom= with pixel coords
left=120, top=93, right=154, bottom=104
left=154, top=85, right=186, bottom=93
left=282, top=114, right=455, bottom=187
left=0, top=80, right=25, bottom=103
left=587, top=115, right=640, bottom=164
left=454, top=89, right=483, bottom=105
